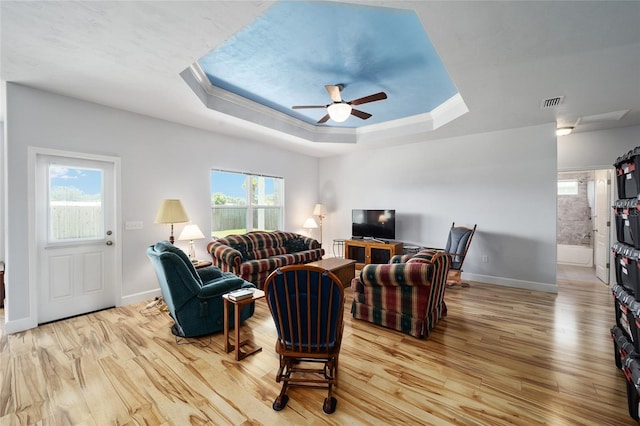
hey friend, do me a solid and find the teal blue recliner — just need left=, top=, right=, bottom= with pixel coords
left=147, top=241, right=255, bottom=337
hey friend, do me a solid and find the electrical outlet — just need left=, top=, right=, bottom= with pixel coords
left=482, top=255, right=488, bottom=263
left=125, top=221, right=144, bottom=230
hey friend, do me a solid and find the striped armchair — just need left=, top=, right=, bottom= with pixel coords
left=350, top=249, right=451, bottom=339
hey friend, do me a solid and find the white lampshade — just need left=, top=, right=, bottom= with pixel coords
left=313, top=203, right=326, bottom=216
left=178, top=223, right=205, bottom=261
left=327, top=103, right=352, bottom=122
left=303, top=217, right=318, bottom=229
left=178, top=224, right=205, bottom=241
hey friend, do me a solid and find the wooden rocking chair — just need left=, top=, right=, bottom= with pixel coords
left=264, top=265, right=345, bottom=414
left=442, top=223, right=477, bottom=287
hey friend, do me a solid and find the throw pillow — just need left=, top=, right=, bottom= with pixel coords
left=285, top=237, right=307, bottom=253
left=230, top=243, right=252, bottom=261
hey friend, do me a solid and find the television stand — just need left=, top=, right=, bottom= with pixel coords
left=344, top=239, right=403, bottom=271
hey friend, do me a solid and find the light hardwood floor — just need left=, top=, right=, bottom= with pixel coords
left=0, top=274, right=635, bottom=425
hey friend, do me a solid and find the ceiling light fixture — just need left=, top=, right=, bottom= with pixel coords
left=556, top=127, right=574, bottom=137
left=327, top=103, right=352, bottom=122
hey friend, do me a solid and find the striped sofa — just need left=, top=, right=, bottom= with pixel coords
left=207, top=231, right=324, bottom=289
left=350, top=249, right=451, bottom=339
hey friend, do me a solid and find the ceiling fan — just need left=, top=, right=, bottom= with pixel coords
left=292, top=84, right=387, bottom=124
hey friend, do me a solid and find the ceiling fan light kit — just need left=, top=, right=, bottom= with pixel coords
left=327, top=103, right=352, bottom=122
left=292, top=84, right=387, bottom=124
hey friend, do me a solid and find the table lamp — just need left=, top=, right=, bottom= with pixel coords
left=303, top=217, right=318, bottom=238
left=154, top=199, right=189, bottom=244
left=178, top=223, right=205, bottom=261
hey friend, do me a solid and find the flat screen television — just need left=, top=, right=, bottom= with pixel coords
left=352, top=209, right=396, bottom=241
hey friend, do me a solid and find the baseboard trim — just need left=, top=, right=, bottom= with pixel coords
left=463, top=273, right=558, bottom=294
left=120, top=288, right=163, bottom=306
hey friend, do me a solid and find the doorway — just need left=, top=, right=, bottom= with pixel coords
left=557, top=169, right=611, bottom=284
left=33, top=149, right=120, bottom=323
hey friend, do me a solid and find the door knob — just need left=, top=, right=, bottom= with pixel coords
left=106, top=230, right=113, bottom=236
left=106, top=241, right=113, bottom=246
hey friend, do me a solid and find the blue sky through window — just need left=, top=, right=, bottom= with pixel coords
left=50, top=166, right=102, bottom=195
left=211, top=171, right=276, bottom=198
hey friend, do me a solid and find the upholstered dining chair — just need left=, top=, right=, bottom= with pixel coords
left=264, top=265, right=345, bottom=414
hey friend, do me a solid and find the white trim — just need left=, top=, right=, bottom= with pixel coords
left=120, top=288, right=162, bottom=306
left=463, top=272, right=558, bottom=294
left=27, top=147, right=123, bottom=328
left=182, top=64, right=468, bottom=145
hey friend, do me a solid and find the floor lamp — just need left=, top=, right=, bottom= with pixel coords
left=154, top=199, right=189, bottom=244
left=313, top=203, right=326, bottom=245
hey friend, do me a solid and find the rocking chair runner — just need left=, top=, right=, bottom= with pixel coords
left=264, top=265, right=345, bottom=414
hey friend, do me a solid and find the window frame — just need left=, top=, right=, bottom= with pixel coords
left=210, top=169, right=284, bottom=238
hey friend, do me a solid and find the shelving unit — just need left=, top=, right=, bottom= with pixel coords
left=344, top=239, right=403, bottom=270
left=611, top=146, right=640, bottom=422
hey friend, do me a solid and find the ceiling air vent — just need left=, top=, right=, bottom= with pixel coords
left=541, top=96, right=565, bottom=108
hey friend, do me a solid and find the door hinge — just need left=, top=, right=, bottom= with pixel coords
left=607, top=262, right=610, bottom=269
left=607, top=220, right=611, bottom=227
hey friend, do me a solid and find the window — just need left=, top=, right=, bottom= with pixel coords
left=210, top=170, right=284, bottom=238
left=49, top=165, right=104, bottom=241
left=558, top=180, right=579, bottom=195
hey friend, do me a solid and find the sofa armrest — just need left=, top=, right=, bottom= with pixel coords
left=208, top=240, right=243, bottom=270
left=198, top=276, right=247, bottom=299
left=360, top=263, right=435, bottom=287
left=301, top=235, right=321, bottom=250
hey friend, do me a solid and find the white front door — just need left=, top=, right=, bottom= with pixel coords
left=594, top=169, right=611, bottom=284
left=36, top=153, right=118, bottom=323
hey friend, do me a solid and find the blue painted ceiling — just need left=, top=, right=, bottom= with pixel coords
left=195, top=1, right=460, bottom=128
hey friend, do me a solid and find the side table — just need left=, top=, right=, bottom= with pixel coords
left=222, top=289, right=265, bottom=361
left=333, top=239, right=345, bottom=258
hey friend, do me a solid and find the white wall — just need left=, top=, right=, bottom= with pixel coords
left=558, top=125, right=640, bottom=171
left=319, top=123, right=559, bottom=292
left=4, top=83, right=319, bottom=332
left=556, top=125, right=640, bottom=211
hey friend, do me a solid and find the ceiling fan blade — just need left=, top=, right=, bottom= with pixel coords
left=292, top=105, right=327, bottom=109
left=325, top=85, right=343, bottom=103
left=351, top=109, right=372, bottom=120
left=349, top=92, right=388, bottom=106
left=317, top=114, right=331, bottom=124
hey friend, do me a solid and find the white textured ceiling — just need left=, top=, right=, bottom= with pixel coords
left=1, top=1, right=640, bottom=157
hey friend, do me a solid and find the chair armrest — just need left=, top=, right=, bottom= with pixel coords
left=390, top=254, right=414, bottom=264
left=198, top=276, right=247, bottom=299
left=196, top=265, right=224, bottom=283
left=360, top=263, right=434, bottom=287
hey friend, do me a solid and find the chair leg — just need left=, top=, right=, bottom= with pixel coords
left=273, top=355, right=291, bottom=411
left=323, top=357, right=337, bottom=414
left=446, top=270, right=469, bottom=287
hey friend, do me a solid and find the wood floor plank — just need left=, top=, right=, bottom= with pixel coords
left=1, top=273, right=637, bottom=425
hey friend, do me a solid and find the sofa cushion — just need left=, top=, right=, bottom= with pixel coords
left=285, top=237, right=307, bottom=253
left=230, top=242, right=253, bottom=261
